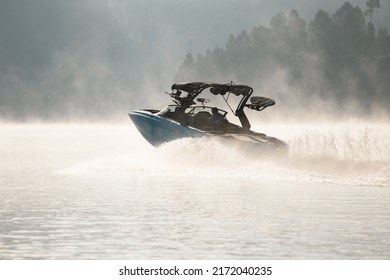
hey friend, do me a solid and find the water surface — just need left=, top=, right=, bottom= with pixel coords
left=0, top=122, right=389, bottom=259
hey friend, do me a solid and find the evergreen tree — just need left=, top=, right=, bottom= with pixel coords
left=365, top=0, right=380, bottom=22
left=176, top=1, right=390, bottom=115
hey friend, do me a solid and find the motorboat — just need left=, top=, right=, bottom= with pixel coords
left=128, top=82, right=287, bottom=152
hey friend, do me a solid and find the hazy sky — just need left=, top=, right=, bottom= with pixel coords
left=0, top=0, right=389, bottom=119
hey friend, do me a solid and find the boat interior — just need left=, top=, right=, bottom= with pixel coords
left=157, top=105, right=250, bottom=134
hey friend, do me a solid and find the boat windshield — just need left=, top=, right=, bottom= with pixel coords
left=157, top=105, right=230, bottom=131
left=157, top=105, right=178, bottom=116
left=185, top=106, right=227, bottom=117
left=158, top=105, right=227, bottom=118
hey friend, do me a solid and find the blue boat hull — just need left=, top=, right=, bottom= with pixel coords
left=128, top=110, right=205, bottom=146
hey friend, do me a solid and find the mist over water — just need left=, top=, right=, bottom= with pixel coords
left=1, top=0, right=389, bottom=121
left=139, top=120, right=390, bottom=187
left=40, top=120, right=389, bottom=187
left=1, top=0, right=390, bottom=259
left=1, top=122, right=390, bottom=259
left=16, top=120, right=385, bottom=190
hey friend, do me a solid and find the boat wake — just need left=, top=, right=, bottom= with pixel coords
left=145, top=120, right=390, bottom=187
left=57, top=121, right=390, bottom=188
left=283, top=121, right=390, bottom=187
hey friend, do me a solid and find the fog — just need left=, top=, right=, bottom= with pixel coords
left=2, top=2, right=390, bottom=263
left=176, top=2, right=390, bottom=121
left=0, top=0, right=389, bottom=121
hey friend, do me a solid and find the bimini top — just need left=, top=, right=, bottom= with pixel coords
left=169, top=81, right=275, bottom=129
left=169, top=81, right=254, bottom=108
left=171, top=81, right=253, bottom=99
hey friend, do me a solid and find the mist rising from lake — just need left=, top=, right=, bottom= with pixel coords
left=1, top=121, right=389, bottom=259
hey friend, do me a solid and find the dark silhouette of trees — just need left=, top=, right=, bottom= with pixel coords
left=365, top=0, right=380, bottom=22
left=176, top=1, right=390, bottom=117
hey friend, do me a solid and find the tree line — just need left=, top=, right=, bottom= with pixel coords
left=176, top=1, right=390, bottom=117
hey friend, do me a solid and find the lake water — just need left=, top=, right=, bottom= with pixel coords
left=0, top=121, right=389, bottom=259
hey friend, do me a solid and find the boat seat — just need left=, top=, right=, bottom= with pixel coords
left=193, top=111, right=212, bottom=128
left=196, top=111, right=212, bottom=121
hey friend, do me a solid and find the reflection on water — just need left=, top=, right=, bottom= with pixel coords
left=0, top=122, right=389, bottom=259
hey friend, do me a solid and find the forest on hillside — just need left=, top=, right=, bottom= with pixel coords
left=176, top=1, right=390, bottom=117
